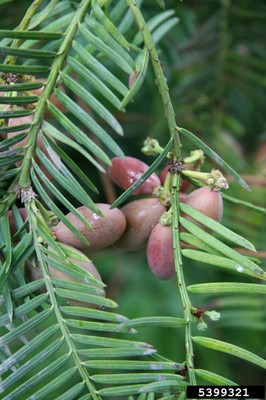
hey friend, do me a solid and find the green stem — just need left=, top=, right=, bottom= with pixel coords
left=171, top=172, right=196, bottom=385
left=27, top=204, right=100, bottom=400
left=127, top=0, right=195, bottom=383
left=181, top=170, right=211, bottom=180
left=126, top=0, right=182, bottom=154
left=4, top=0, right=44, bottom=65
left=19, top=0, right=92, bottom=188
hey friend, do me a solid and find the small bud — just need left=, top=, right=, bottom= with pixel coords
left=206, top=177, right=215, bottom=186
left=197, top=318, right=208, bottom=331
left=48, top=213, right=60, bottom=227
left=37, top=236, right=44, bottom=244
left=141, top=137, right=164, bottom=156
left=152, top=185, right=171, bottom=207
left=159, top=210, right=172, bottom=226
left=210, top=169, right=229, bottom=190
left=183, top=149, right=205, bottom=167
left=21, top=74, right=35, bottom=83
left=13, top=184, right=37, bottom=203
left=205, top=310, right=221, bottom=321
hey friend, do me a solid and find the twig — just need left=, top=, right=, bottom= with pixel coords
left=181, top=242, right=266, bottom=258
left=126, top=0, right=196, bottom=384
left=126, top=0, right=182, bottom=154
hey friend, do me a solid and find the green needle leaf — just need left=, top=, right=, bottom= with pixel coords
left=4, top=356, right=72, bottom=399
left=91, top=0, right=130, bottom=50
left=0, top=132, right=28, bottom=150
left=60, top=59, right=122, bottom=110
left=0, top=82, right=43, bottom=91
left=84, top=16, right=135, bottom=70
left=41, top=133, right=99, bottom=193
left=133, top=10, right=175, bottom=46
left=72, top=40, right=128, bottom=96
left=0, top=64, right=50, bottom=74
left=91, top=372, right=184, bottom=384
left=52, top=87, right=124, bottom=156
left=182, top=249, right=259, bottom=278
left=0, top=325, right=59, bottom=375
left=0, top=95, right=39, bottom=105
left=0, top=30, right=62, bottom=40
left=0, top=294, right=48, bottom=327
left=120, top=48, right=149, bottom=109
left=222, top=192, right=266, bottom=215
left=28, top=0, right=64, bottom=30
left=98, top=380, right=186, bottom=396
left=118, top=316, right=186, bottom=330
left=188, top=282, right=266, bottom=294
left=42, top=121, right=105, bottom=172
left=0, top=46, right=57, bottom=59
left=195, top=369, right=237, bottom=385
left=0, top=338, right=63, bottom=391
left=61, top=305, right=126, bottom=322
left=47, top=103, right=111, bottom=166
left=180, top=232, right=222, bottom=255
left=51, top=278, right=104, bottom=296
left=79, top=22, right=133, bottom=74
left=0, top=281, right=46, bottom=305
left=0, top=308, right=53, bottom=346
left=72, top=334, right=153, bottom=349
left=179, top=217, right=265, bottom=278
left=84, top=360, right=181, bottom=371
left=178, top=127, right=250, bottom=191
left=61, top=70, right=124, bottom=136
left=35, top=147, right=99, bottom=215
left=0, top=123, right=31, bottom=134
left=31, top=168, right=91, bottom=247
left=155, top=0, right=165, bottom=9
left=152, top=17, right=179, bottom=45
left=180, top=203, right=256, bottom=251
left=55, top=383, right=85, bottom=400
left=65, top=319, right=124, bottom=333
left=57, top=289, right=117, bottom=309
left=193, top=337, right=266, bottom=369
left=78, top=347, right=156, bottom=358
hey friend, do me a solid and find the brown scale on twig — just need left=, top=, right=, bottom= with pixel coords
left=168, top=154, right=186, bottom=174
left=2, top=72, right=18, bottom=84
left=191, top=307, right=206, bottom=319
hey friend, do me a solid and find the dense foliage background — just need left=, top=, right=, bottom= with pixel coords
left=0, top=0, right=265, bottom=396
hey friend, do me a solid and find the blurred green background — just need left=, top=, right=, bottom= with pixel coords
left=1, top=0, right=265, bottom=387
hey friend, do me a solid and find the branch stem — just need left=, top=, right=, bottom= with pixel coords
left=172, top=172, right=196, bottom=385
left=19, top=0, right=92, bottom=188
left=127, top=0, right=196, bottom=384
left=126, top=0, right=182, bottom=154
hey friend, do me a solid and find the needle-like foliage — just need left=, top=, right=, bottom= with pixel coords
left=0, top=1, right=265, bottom=399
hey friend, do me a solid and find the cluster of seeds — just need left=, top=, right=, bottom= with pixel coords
left=106, top=155, right=224, bottom=280
left=10, top=154, right=225, bottom=290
